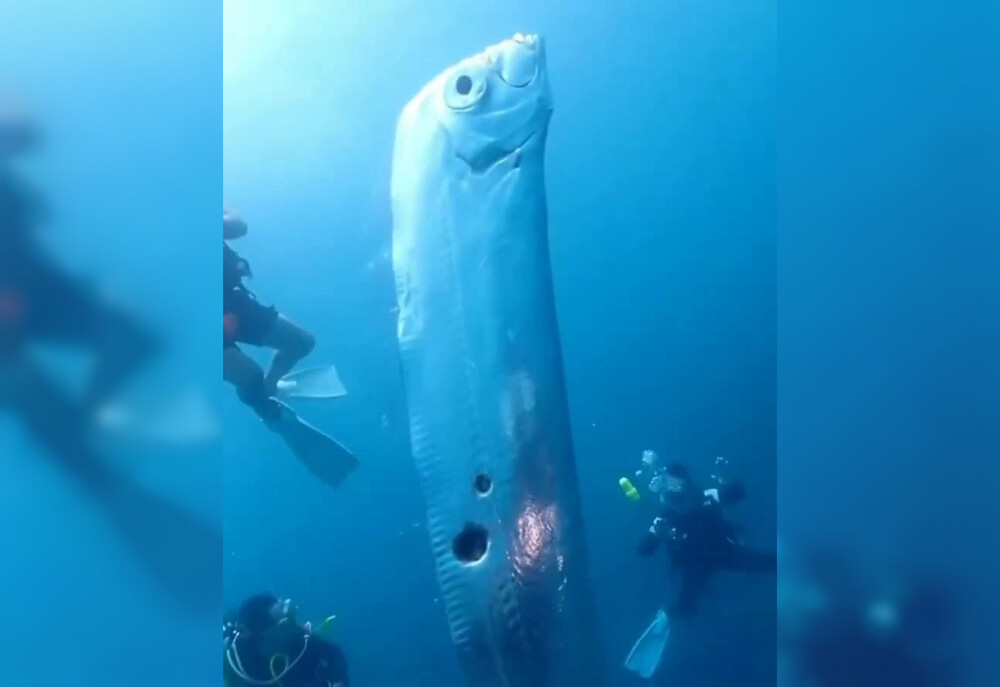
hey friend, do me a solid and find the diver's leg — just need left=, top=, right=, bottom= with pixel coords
left=668, top=564, right=713, bottom=618
left=223, top=345, right=281, bottom=423
left=259, top=315, right=315, bottom=395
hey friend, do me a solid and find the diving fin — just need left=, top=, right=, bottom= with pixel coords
left=269, top=401, right=358, bottom=488
left=275, top=365, right=347, bottom=400
left=624, top=609, right=671, bottom=679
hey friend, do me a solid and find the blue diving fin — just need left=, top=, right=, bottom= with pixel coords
left=624, top=609, right=671, bottom=679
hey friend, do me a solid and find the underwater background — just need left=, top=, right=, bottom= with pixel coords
left=223, top=1, right=774, bottom=685
left=6, top=0, right=998, bottom=683
left=2, top=1, right=220, bottom=685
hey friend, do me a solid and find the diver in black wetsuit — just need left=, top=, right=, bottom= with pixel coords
left=224, top=594, right=350, bottom=687
left=638, top=462, right=776, bottom=617
left=222, top=211, right=316, bottom=424
left=221, top=212, right=359, bottom=489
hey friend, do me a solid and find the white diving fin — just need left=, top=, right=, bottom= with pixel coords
left=275, top=364, right=347, bottom=400
left=624, top=609, right=671, bottom=679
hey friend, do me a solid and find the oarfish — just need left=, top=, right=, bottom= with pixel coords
left=391, top=34, right=606, bottom=686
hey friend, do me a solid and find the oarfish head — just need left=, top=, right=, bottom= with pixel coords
left=398, top=34, right=552, bottom=178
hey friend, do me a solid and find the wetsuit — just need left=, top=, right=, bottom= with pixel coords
left=223, top=241, right=278, bottom=349
left=638, top=480, right=776, bottom=617
left=224, top=629, right=350, bottom=687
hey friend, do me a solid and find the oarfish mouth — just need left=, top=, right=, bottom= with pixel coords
left=457, top=132, right=536, bottom=174
left=484, top=33, right=544, bottom=89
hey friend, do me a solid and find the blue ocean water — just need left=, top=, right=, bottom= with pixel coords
left=223, top=1, right=775, bottom=685
left=2, top=2, right=221, bottom=685
left=0, top=0, right=774, bottom=684
left=7, top=0, right=999, bottom=683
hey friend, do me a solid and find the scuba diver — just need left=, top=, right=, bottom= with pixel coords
left=222, top=211, right=358, bottom=487
left=224, top=593, right=349, bottom=687
left=0, top=99, right=219, bottom=610
left=624, top=461, right=776, bottom=679
left=223, top=211, right=318, bottom=402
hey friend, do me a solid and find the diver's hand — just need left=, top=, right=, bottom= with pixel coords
left=223, top=211, right=248, bottom=239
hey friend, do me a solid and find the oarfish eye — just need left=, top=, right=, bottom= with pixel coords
left=444, top=69, right=486, bottom=110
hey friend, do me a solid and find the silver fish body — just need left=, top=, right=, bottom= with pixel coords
left=391, top=34, right=605, bottom=687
